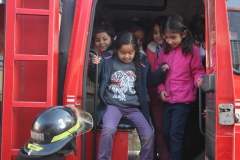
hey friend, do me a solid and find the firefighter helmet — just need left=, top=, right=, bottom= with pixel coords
left=24, top=105, right=93, bottom=156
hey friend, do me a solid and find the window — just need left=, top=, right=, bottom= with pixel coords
left=227, top=0, right=240, bottom=71
left=228, top=10, right=240, bottom=71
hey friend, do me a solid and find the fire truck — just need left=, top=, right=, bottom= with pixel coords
left=0, top=0, right=239, bottom=159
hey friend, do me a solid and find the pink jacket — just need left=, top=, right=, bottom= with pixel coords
left=155, top=45, right=205, bottom=104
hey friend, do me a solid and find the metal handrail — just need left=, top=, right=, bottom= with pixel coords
left=90, top=49, right=99, bottom=160
left=199, top=87, right=205, bottom=136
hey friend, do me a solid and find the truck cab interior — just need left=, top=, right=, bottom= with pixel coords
left=92, top=0, right=204, bottom=37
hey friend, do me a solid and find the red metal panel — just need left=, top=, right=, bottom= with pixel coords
left=63, top=0, right=93, bottom=105
left=85, top=131, right=129, bottom=160
left=215, top=0, right=235, bottom=159
left=63, top=0, right=93, bottom=159
left=234, top=125, right=240, bottom=159
left=16, top=0, right=49, bottom=9
left=1, top=0, right=59, bottom=159
left=1, top=1, right=16, bottom=159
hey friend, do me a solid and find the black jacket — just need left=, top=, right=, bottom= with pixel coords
left=16, top=148, right=64, bottom=160
left=88, top=50, right=168, bottom=125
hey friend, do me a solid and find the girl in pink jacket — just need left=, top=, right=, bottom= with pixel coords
left=155, top=14, right=205, bottom=160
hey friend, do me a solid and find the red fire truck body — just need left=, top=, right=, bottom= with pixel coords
left=0, top=0, right=240, bottom=159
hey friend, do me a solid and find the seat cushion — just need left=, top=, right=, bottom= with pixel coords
left=97, top=118, right=136, bottom=130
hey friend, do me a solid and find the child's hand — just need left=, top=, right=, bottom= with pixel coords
left=92, top=55, right=101, bottom=64
left=160, top=90, right=169, bottom=102
left=197, top=77, right=203, bottom=87
left=162, top=64, right=169, bottom=71
left=202, top=110, right=206, bottom=118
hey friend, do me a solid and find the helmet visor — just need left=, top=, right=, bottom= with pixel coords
left=68, top=105, right=93, bottom=135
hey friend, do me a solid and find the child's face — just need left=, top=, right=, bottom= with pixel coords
left=153, top=24, right=164, bottom=45
left=94, top=32, right=112, bottom=52
left=117, top=44, right=135, bottom=64
left=164, top=31, right=186, bottom=49
left=134, top=29, right=145, bottom=47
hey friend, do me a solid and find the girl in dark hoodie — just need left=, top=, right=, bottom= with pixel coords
left=88, top=31, right=169, bottom=160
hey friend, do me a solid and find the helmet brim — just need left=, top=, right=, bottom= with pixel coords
left=23, top=135, right=73, bottom=156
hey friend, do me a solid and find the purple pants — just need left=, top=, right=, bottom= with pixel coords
left=98, top=105, right=154, bottom=160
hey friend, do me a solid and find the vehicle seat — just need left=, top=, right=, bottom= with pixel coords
left=97, top=118, right=136, bottom=131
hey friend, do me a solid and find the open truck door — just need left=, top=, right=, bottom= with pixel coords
left=226, top=0, right=240, bottom=159
left=204, top=0, right=239, bottom=159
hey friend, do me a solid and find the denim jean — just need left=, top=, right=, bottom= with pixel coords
left=162, top=103, right=191, bottom=160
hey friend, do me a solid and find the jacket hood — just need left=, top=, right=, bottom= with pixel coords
left=147, top=41, right=158, bottom=53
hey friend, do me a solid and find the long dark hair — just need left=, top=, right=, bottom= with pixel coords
left=153, top=16, right=167, bottom=33
left=114, top=31, right=141, bottom=93
left=148, top=16, right=167, bottom=45
left=162, top=14, right=194, bottom=55
left=150, top=16, right=167, bottom=35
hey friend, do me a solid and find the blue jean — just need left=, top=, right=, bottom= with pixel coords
left=162, top=103, right=191, bottom=160
left=98, top=105, right=154, bottom=160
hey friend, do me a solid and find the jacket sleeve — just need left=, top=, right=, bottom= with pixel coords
left=191, top=46, right=205, bottom=87
left=155, top=49, right=166, bottom=94
left=146, top=62, right=168, bottom=88
left=88, top=55, right=103, bottom=83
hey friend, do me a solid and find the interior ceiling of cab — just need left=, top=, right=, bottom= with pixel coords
left=95, top=0, right=204, bottom=33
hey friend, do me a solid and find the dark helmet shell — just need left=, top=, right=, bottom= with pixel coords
left=24, top=106, right=80, bottom=156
